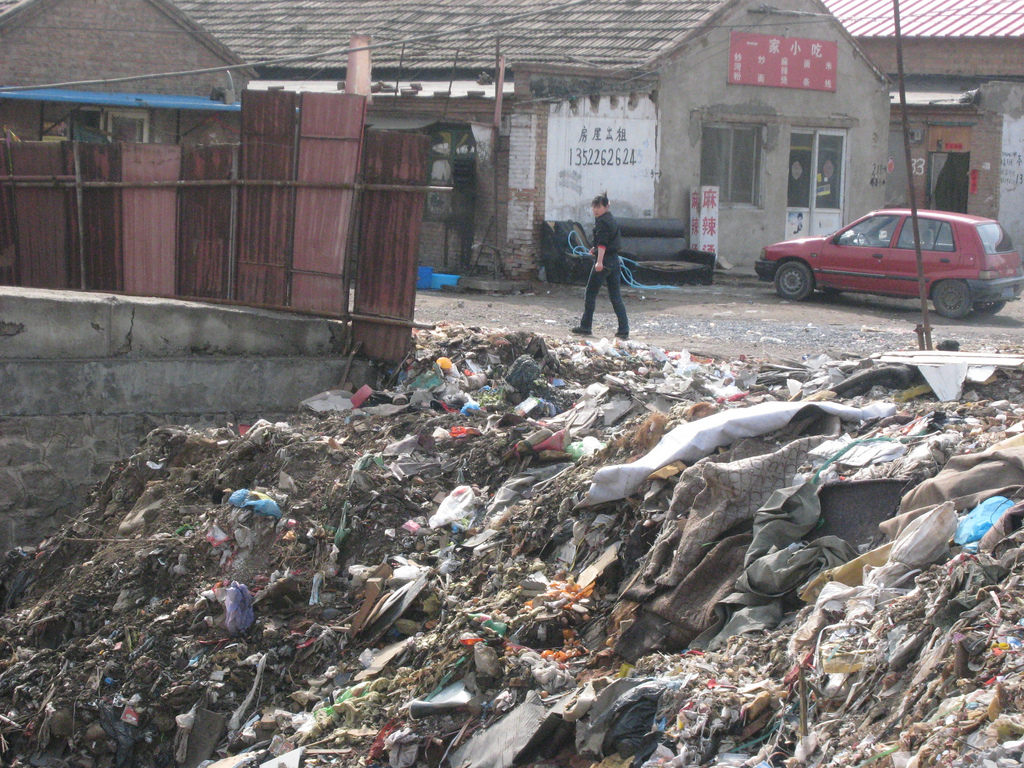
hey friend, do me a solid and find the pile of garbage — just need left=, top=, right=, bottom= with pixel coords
left=3, top=323, right=1024, bottom=768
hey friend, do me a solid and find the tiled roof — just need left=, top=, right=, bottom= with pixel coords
left=173, top=0, right=729, bottom=73
left=823, top=0, right=1024, bottom=37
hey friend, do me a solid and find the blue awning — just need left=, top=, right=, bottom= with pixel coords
left=0, top=88, right=240, bottom=112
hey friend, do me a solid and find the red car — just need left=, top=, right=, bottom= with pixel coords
left=755, top=209, right=1024, bottom=318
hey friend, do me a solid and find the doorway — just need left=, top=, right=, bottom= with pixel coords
left=785, top=129, right=846, bottom=239
left=929, top=151, right=969, bottom=213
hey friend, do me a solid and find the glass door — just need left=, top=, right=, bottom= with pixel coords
left=785, top=129, right=846, bottom=239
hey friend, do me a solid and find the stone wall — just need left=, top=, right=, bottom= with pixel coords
left=0, top=288, right=376, bottom=551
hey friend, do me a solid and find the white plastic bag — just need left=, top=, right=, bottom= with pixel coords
left=428, top=486, right=478, bottom=529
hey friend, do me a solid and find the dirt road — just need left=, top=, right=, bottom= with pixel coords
left=413, top=272, right=1024, bottom=360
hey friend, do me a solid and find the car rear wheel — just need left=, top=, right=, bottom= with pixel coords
left=931, top=279, right=973, bottom=318
left=774, top=261, right=814, bottom=301
left=973, top=301, right=1007, bottom=316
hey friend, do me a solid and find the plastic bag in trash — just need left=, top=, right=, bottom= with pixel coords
left=955, top=495, right=1014, bottom=550
left=228, top=488, right=283, bottom=520
left=216, top=581, right=254, bottom=635
left=429, top=486, right=478, bottom=529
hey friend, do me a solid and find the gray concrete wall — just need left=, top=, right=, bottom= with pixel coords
left=0, top=288, right=376, bottom=550
left=981, top=82, right=1024, bottom=252
left=655, top=0, right=891, bottom=269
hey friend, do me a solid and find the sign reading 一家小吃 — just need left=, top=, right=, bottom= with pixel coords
left=728, top=31, right=838, bottom=92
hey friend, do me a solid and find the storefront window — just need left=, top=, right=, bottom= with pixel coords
left=700, top=124, right=761, bottom=205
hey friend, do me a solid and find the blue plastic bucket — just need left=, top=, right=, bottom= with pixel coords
left=430, top=273, right=460, bottom=290
left=417, top=266, right=434, bottom=289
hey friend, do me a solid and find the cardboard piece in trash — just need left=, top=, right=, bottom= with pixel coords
left=182, top=708, right=228, bottom=768
left=260, top=746, right=304, bottom=768
left=450, top=690, right=556, bottom=768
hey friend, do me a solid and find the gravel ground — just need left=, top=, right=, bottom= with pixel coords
left=413, top=272, right=1024, bottom=360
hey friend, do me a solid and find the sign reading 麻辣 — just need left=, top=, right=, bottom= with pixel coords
left=728, top=31, right=838, bottom=92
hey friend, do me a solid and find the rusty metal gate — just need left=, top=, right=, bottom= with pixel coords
left=0, top=90, right=431, bottom=362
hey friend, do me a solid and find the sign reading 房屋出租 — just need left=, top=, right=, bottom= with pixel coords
left=545, top=95, right=658, bottom=221
left=728, top=31, right=838, bottom=92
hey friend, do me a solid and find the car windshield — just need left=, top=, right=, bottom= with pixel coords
left=977, top=222, right=1015, bottom=254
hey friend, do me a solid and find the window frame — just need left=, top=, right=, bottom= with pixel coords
left=700, top=123, right=762, bottom=206
left=103, top=109, right=150, bottom=143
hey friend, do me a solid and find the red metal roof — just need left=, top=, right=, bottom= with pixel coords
left=824, top=0, right=1024, bottom=37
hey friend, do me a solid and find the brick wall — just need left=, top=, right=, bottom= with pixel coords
left=0, top=0, right=244, bottom=96
left=505, top=109, right=546, bottom=277
left=968, top=114, right=1004, bottom=218
left=894, top=107, right=1006, bottom=218
left=857, top=38, right=1024, bottom=79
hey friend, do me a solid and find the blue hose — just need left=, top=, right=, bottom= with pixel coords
left=568, top=230, right=679, bottom=291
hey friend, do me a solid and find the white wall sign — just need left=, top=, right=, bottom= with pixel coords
left=545, top=95, right=658, bottom=222
left=696, top=186, right=719, bottom=257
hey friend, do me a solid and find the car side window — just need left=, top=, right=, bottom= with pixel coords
left=837, top=215, right=900, bottom=248
left=895, top=218, right=955, bottom=252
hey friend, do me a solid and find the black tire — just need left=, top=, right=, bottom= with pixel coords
left=973, top=300, right=1007, bottom=316
left=774, top=261, right=814, bottom=301
left=931, top=279, right=973, bottom=318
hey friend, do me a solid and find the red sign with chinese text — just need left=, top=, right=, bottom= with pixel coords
left=728, top=32, right=838, bottom=92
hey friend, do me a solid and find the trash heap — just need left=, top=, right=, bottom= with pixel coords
left=2, top=323, right=1024, bottom=768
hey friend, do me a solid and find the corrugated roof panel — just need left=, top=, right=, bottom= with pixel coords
left=0, top=88, right=241, bottom=111
left=824, top=0, right=1024, bottom=37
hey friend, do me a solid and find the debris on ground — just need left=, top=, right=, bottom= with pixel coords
left=3, top=323, right=1024, bottom=768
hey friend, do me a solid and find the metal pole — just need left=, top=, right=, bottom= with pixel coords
left=73, top=142, right=87, bottom=290
left=441, top=48, right=460, bottom=122
left=2, top=130, right=24, bottom=284
left=492, top=40, right=506, bottom=276
left=894, top=0, right=932, bottom=350
left=227, top=144, right=239, bottom=300
left=395, top=44, right=405, bottom=97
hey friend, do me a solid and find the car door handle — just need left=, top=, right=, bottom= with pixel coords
left=940, top=258, right=951, bottom=263
left=872, top=253, right=884, bottom=259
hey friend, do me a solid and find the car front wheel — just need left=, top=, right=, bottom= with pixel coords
left=774, top=261, right=814, bottom=301
left=931, top=279, right=973, bottom=318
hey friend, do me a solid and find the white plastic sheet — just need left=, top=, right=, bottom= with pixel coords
left=579, top=401, right=896, bottom=507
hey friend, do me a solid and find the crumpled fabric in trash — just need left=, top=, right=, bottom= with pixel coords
left=696, top=535, right=858, bottom=651
left=615, top=531, right=752, bottom=661
left=633, top=435, right=832, bottom=595
left=384, top=726, right=420, bottom=768
left=580, top=400, right=895, bottom=507
left=743, top=480, right=822, bottom=566
left=895, top=444, right=1024, bottom=523
left=979, top=499, right=1024, bottom=553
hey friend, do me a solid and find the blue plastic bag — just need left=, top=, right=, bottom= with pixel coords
left=228, top=488, right=250, bottom=507
left=954, top=495, right=1014, bottom=550
left=228, top=488, right=282, bottom=519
